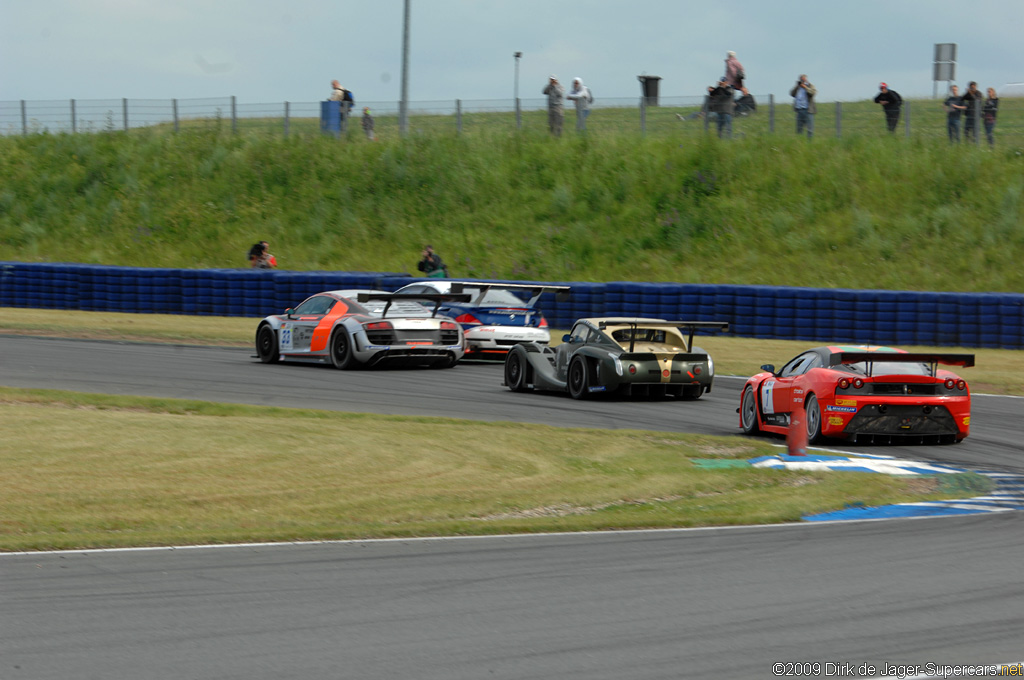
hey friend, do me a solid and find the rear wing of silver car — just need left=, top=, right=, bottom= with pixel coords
left=448, top=282, right=572, bottom=307
left=597, top=320, right=730, bottom=353
left=357, top=292, right=472, bottom=318
left=829, top=352, right=975, bottom=377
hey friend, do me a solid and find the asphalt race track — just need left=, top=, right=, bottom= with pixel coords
left=2, top=336, right=1023, bottom=679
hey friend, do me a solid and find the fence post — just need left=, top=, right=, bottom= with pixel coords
left=284, top=101, right=290, bottom=137
left=515, top=97, right=521, bottom=130
left=71, top=99, right=76, bottom=134
left=122, top=97, right=129, bottom=131
left=904, top=100, right=911, bottom=138
left=640, top=96, right=646, bottom=135
left=835, top=101, right=841, bottom=139
left=769, top=94, right=775, bottom=133
left=21, top=100, right=27, bottom=135
left=456, top=99, right=462, bottom=134
left=231, top=95, right=237, bottom=133
left=173, top=99, right=179, bottom=133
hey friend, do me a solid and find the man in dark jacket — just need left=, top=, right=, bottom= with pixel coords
left=874, top=82, right=903, bottom=133
left=708, top=77, right=734, bottom=139
left=417, top=245, right=448, bottom=278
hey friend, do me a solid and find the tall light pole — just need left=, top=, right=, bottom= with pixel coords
left=513, top=51, right=522, bottom=101
left=513, top=51, right=522, bottom=129
left=399, top=0, right=410, bottom=135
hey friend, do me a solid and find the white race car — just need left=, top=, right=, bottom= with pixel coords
left=393, top=281, right=571, bottom=358
left=255, top=289, right=469, bottom=369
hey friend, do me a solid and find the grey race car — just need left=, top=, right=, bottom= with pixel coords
left=255, top=289, right=470, bottom=369
left=503, top=317, right=729, bottom=399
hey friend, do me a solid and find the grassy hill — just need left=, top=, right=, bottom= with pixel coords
left=1, top=105, right=1022, bottom=292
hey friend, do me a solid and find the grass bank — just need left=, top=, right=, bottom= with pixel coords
left=1, top=109, right=1022, bottom=290
left=0, top=387, right=991, bottom=552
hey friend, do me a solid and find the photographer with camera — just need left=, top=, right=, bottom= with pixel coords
left=790, top=74, right=817, bottom=139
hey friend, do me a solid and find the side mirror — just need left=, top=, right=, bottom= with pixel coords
left=761, top=364, right=776, bottom=374
left=285, top=308, right=295, bottom=319
left=562, top=334, right=573, bottom=343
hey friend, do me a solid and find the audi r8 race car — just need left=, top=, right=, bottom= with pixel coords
left=255, top=290, right=470, bottom=369
left=739, top=345, right=975, bottom=444
left=503, top=317, right=729, bottom=399
left=393, top=281, right=571, bottom=358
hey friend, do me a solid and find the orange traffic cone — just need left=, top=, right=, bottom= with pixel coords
left=787, top=399, right=808, bottom=456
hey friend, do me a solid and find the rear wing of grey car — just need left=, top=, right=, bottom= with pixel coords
left=357, top=292, right=472, bottom=318
left=829, top=352, right=975, bottom=377
left=597, top=320, right=730, bottom=353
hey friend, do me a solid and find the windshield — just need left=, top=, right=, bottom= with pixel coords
left=843, top=361, right=932, bottom=377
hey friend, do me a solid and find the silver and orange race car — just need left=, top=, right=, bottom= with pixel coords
left=739, top=345, right=975, bottom=444
left=255, top=290, right=470, bottom=369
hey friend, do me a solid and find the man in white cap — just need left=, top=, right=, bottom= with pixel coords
left=566, top=77, right=593, bottom=132
left=542, top=75, right=565, bottom=136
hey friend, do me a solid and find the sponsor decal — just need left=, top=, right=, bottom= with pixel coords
left=793, top=388, right=804, bottom=396
left=826, top=405, right=857, bottom=414
left=828, top=416, right=844, bottom=426
left=588, top=386, right=607, bottom=392
left=963, top=416, right=971, bottom=426
left=835, top=398, right=857, bottom=407
left=280, top=325, right=293, bottom=351
left=760, top=380, right=776, bottom=415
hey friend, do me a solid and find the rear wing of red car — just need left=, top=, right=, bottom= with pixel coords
left=597, top=320, right=729, bottom=353
left=357, top=292, right=472, bottom=318
left=448, top=282, right=572, bottom=307
left=829, top=351, right=975, bottom=376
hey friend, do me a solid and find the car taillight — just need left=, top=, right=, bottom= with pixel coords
left=838, top=378, right=851, bottom=389
left=364, top=321, right=393, bottom=331
left=455, top=313, right=481, bottom=325
left=628, top=364, right=637, bottom=375
left=957, top=379, right=966, bottom=390
left=440, top=321, right=458, bottom=331
left=693, top=365, right=702, bottom=375
left=853, top=378, right=865, bottom=389
left=944, top=378, right=956, bottom=390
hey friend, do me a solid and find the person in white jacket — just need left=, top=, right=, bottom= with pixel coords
left=566, top=77, right=593, bottom=132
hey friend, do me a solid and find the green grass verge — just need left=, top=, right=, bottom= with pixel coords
left=0, top=387, right=992, bottom=552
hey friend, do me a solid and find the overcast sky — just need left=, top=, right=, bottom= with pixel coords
left=2, top=0, right=1022, bottom=105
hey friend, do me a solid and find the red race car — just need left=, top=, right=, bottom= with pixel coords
left=739, top=345, right=974, bottom=444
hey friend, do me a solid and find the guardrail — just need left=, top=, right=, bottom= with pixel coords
left=2, top=262, right=1021, bottom=349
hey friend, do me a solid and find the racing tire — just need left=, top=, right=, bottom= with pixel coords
left=567, top=356, right=590, bottom=400
left=805, top=394, right=823, bottom=444
left=740, top=385, right=761, bottom=435
left=256, top=324, right=279, bottom=364
left=681, top=385, right=703, bottom=401
left=330, top=329, right=357, bottom=370
left=430, top=353, right=459, bottom=369
left=504, top=349, right=531, bottom=392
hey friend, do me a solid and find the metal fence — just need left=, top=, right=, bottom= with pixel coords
left=2, top=94, right=1020, bottom=146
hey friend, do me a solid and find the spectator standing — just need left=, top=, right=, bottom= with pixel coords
left=962, top=81, right=982, bottom=143
left=362, top=107, right=376, bottom=140
left=542, top=75, right=565, bottom=136
left=943, top=85, right=965, bottom=143
left=873, top=83, right=903, bottom=133
left=983, top=87, right=999, bottom=146
left=417, top=245, right=448, bottom=278
left=566, top=77, right=593, bottom=133
left=329, top=80, right=354, bottom=133
left=708, top=77, right=735, bottom=139
left=789, top=74, right=816, bottom=138
left=724, top=51, right=745, bottom=89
